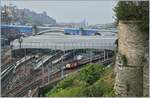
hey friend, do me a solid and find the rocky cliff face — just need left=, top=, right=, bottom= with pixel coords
left=114, top=21, right=149, bottom=97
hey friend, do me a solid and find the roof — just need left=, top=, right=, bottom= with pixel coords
left=11, top=31, right=117, bottom=51
left=1, top=25, right=32, bottom=33
left=64, top=28, right=98, bottom=35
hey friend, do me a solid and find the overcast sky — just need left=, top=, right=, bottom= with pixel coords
left=2, top=0, right=117, bottom=25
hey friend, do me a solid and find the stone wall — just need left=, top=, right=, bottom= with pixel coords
left=114, top=21, right=149, bottom=96
left=143, top=46, right=149, bottom=96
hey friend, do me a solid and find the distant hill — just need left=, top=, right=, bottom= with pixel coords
left=19, top=9, right=56, bottom=25
left=1, top=4, right=56, bottom=26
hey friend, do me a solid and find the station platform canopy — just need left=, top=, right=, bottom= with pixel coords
left=11, top=31, right=117, bottom=51
left=64, top=28, right=98, bottom=35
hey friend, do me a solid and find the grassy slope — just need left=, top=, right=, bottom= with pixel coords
left=45, top=64, right=115, bottom=97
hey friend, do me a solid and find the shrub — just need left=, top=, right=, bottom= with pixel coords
left=79, top=64, right=104, bottom=85
left=49, top=75, right=75, bottom=94
left=83, top=67, right=116, bottom=97
left=114, top=1, right=149, bottom=33
left=49, top=87, right=86, bottom=97
left=46, top=64, right=115, bottom=97
left=84, top=84, right=103, bottom=97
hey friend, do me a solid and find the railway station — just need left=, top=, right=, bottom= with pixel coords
left=2, top=28, right=117, bottom=97
left=1, top=1, right=149, bottom=97
left=11, top=30, right=116, bottom=50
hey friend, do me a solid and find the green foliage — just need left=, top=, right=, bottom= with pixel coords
left=45, top=64, right=115, bottom=97
left=48, top=74, right=75, bottom=94
left=55, top=76, right=74, bottom=89
left=46, top=75, right=87, bottom=97
left=84, top=83, right=103, bottom=97
left=89, top=67, right=116, bottom=97
left=79, top=64, right=104, bottom=85
left=49, top=87, right=86, bottom=97
left=114, top=1, right=149, bottom=33
left=84, top=67, right=116, bottom=97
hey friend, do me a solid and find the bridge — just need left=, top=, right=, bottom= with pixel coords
left=11, top=31, right=117, bottom=51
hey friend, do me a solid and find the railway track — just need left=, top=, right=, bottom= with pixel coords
left=6, top=56, right=113, bottom=97
left=1, top=55, right=35, bottom=81
left=15, top=79, right=43, bottom=97
left=5, top=70, right=42, bottom=96
left=1, top=64, right=15, bottom=80
left=2, top=71, right=40, bottom=97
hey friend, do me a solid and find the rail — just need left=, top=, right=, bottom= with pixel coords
left=34, top=55, right=53, bottom=70
left=1, top=55, right=34, bottom=80
left=1, top=64, right=15, bottom=80
left=31, top=57, right=113, bottom=97
left=6, top=55, right=113, bottom=97
left=34, top=51, right=64, bottom=70
left=16, top=55, right=34, bottom=68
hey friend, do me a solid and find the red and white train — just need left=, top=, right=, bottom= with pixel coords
left=65, top=55, right=83, bottom=69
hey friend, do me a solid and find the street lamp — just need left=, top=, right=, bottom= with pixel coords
left=18, top=36, right=23, bottom=49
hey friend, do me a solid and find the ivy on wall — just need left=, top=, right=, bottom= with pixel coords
left=114, top=1, right=149, bottom=33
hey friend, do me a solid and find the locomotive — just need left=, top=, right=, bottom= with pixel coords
left=65, top=60, right=78, bottom=69
left=65, top=55, right=83, bottom=69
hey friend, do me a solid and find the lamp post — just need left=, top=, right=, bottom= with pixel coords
left=32, top=25, right=37, bottom=35
left=18, top=36, right=23, bottom=49
left=61, top=43, right=65, bottom=78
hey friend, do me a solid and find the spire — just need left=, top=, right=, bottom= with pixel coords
left=83, top=18, right=86, bottom=27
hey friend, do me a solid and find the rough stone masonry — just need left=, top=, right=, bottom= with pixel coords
left=114, top=21, right=149, bottom=97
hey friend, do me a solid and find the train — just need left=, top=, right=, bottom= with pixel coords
left=65, top=60, right=78, bottom=69
left=65, top=55, right=107, bottom=69
left=65, top=55, right=83, bottom=69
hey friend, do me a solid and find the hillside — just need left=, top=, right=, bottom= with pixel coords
left=19, top=9, right=56, bottom=25
left=45, top=64, right=115, bottom=97
left=1, top=5, right=56, bottom=25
